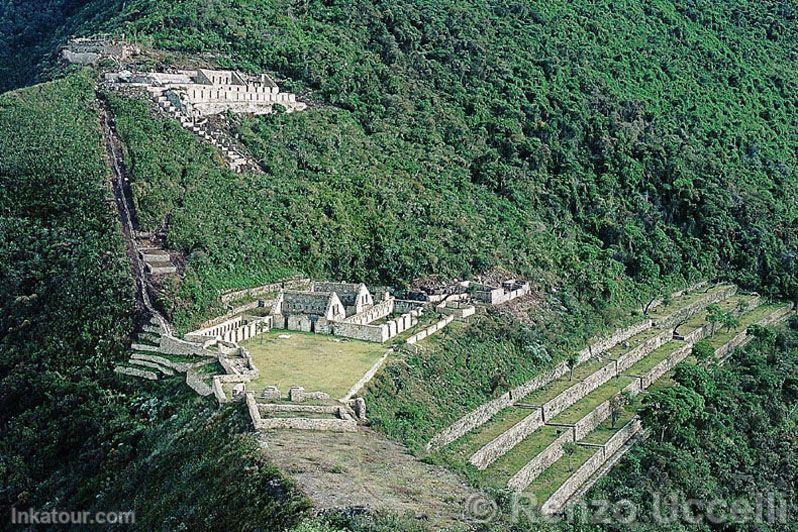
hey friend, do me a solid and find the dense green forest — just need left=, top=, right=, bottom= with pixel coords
left=4, top=0, right=798, bottom=316
left=2, top=0, right=798, bottom=530
left=0, top=74, right=309, bottom=529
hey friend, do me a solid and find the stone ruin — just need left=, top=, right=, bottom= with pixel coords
left=105, top=68, right=306, bottom=116
left=104, top=67, right=306, bottom=172
left=270, top=281, right=423, bottom=343
left=61, top=34, right=140, bottom=65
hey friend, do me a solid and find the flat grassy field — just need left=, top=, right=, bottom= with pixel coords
left=241, top=332, right=387, bottom=398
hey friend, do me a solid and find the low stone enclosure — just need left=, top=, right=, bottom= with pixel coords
left=427, top=283, right=794, bottom=515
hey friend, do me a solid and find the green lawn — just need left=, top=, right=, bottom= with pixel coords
left=622, top=340, right=685, bottom=377
left=551, top=376, right=635, bottom=425
left=524, top=444, right=598, bottom=506
left=521, top=358, right=610, bottom=405
left=241, top=331, right=387, bottom=398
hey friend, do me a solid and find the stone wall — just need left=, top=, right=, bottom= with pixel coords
left=114, top=366, right=157, bottom=380
left=541, top=362, right=617, bottom=421
left=258, top=403, right=340, bottom=415
left=220, top=278, right=310, bottom=303
left=541, top=418, right=641, bottom=514
left=715, top=304, right=794, bottom=361
left=472, top=281, right=531, bottom=305
left=603, top=418, right=642, bottom=458
left=614, top=328, right=674, bottom=373
left=507, top=428, right=574, bottom=492
left=575, top=320, right=653, bottom=365
left=341, top=350, right=391, bottom=401
left=638, top=343, right=692, bottom=389
left=653, top=284, right=737, bottom=328
left=157, top=335, right=213, bottom=356
left=469, top=408, right=544, bottom=469
left=426, top=362, right=571, bottom=452
left=185, top=370, right=213, bottom=396
left=287, top=314, right=313, bottom=332
left=288, top=386, right=331, bottom=402
left=255, top=417, right=358, bottom=432
left=332, top=321, right=388, bottom=343
left=439, top=301, right=477, bottom=319
left=406, top=314, right=455, bottom=344
left=573, top=399, right=613, bottom=440
left=645, top=281, right=709, bottom=313
left=342, top=298, right=394, bottom=325
left=186, top=315, right=271, bottom=343
left=426, top=286, right=717, bottom=453
left=541, top=446, right=607, bottom=514
left=130, top=352, right=205, bottom=373
left=394, top=299, right=425, bottom=313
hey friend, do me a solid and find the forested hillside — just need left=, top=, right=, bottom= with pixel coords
left=2, top=0, right=798, bottom=529
left=3, top=0, right=797, bottom=317
left=0, top=74, right=309, bottom=530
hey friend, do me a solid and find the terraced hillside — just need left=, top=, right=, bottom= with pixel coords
left=430, top=285, right=793, bottom=514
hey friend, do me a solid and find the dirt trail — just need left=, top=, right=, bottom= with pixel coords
left=99, top=96, right=172, bottom=335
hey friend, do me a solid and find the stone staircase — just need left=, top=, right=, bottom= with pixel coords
left=115, top=315, right=219, bottom=392
left=135, top=233, right=177, bottom=275
left=147, top=87, right=254, bottom=173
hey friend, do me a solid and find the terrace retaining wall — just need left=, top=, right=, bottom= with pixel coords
left=653, top=285, right=737, bottom=329
left=541, top=447, right=607, bottom=514
left=469, top=408, right=544, bottom=469
left=406, top=315, right=455, bottom=344
left=637, top=343, right=692, bottom=389
left=715, top=305, right=794, bottom=361
left=426, top=363, right=569, bottom=452
left=541, top=362, right=617, bottom=421
left=541, top=418, right=641, bottom=514
left=507, top=428, right=574, bottom=491
left=614, top=328, right=674, bottom=373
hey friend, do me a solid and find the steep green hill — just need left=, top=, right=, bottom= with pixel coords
left=4, top=1, right=798, bottom=319
left=2, top=0, right=798, bottom=529
left=0, top=73, right=309, bottom=529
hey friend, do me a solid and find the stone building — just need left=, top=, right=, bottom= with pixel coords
left=276, top=290, right=347, bottom=332
left=61, top=35, right=139, bottom=65
left=106, top=68, right=306, bottom=116
left=270, top=282, right=420, bottom=342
